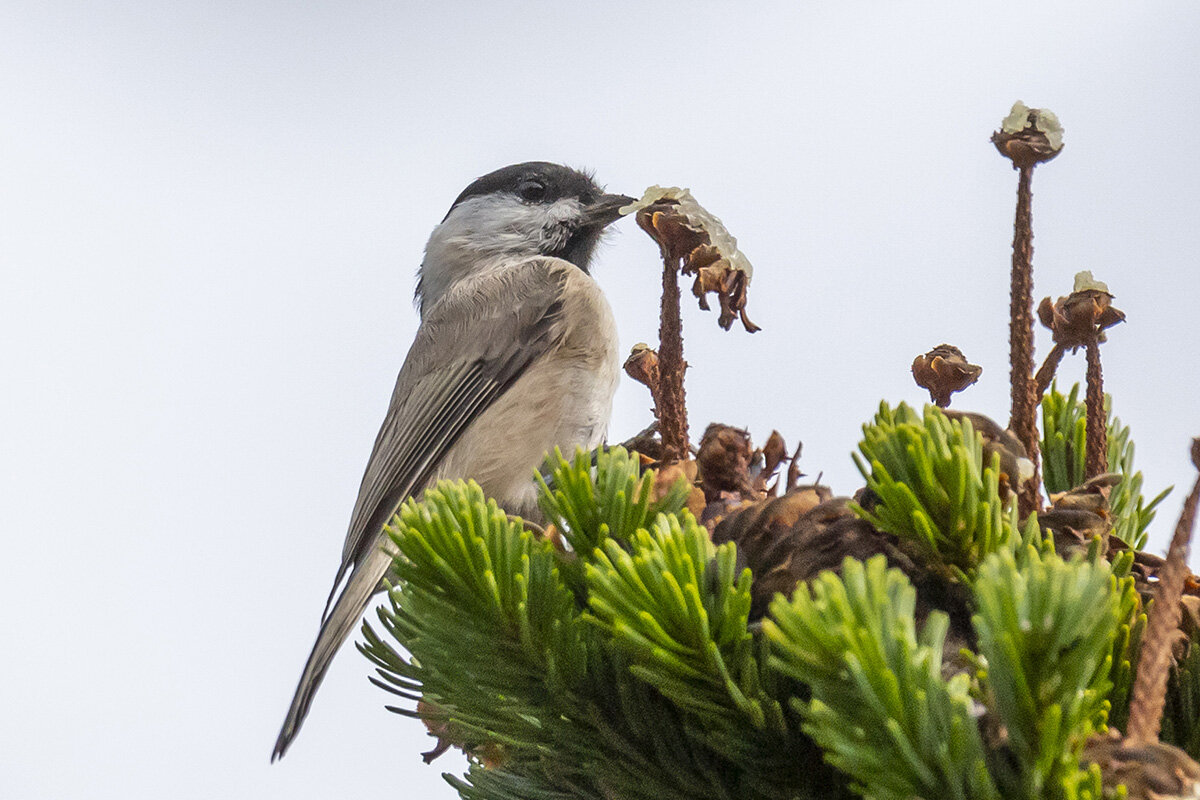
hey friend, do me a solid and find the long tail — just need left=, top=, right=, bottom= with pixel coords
left=271, top=544, right=394, bottom=760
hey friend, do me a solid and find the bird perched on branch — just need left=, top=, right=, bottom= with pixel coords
left=273, top=162, right=630, bottom=759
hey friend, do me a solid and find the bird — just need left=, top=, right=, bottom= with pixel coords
left=272, top=162, right=631, bottom=760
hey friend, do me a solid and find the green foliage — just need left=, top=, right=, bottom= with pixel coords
left=1162, top=626, right=1200, bottom=757
left=766, top=555, right=1000, bottom=800
left=356, top=421, right=1182, bottom=800
left=363, top=452, right=846, bottom=800
left=360, top=481, right=590, bottom=746
left=1039, top=383, right=1169, bottom=549
left=1106, top=421, right=1171, bottom=550
left=581, top=512, right=824, bottom=796
left=1103, top=575, right=1146, bottom=736
left=585, top=513, right=776, bottom=727
left=972, top=548, right=1120, bottom=799
left=764, top=551, right=1127, bottom=800
left=536, top=446, right=691, bottom=555
left=851, top=402, right=1019, bottom=577
left=1034, top=386, right=1177, bottom=761
left=1040, top=383, right=1087, bottom=494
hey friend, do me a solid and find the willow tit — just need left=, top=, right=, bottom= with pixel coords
left=272, top=162, right=631, bottom=760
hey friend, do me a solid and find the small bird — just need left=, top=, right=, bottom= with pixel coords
left=272, top=162, right=631, bottom=759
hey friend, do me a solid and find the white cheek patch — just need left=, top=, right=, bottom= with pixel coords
left=419, top=194, right=587, bottom=314
left=544, top=198, right=583, bottom=224
left=536, top=198, right=585, bottom=251
left=436, top=195, right=583, bottom=257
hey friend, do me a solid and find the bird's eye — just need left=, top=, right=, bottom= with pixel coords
left=517, top=180, right=547, bottom=202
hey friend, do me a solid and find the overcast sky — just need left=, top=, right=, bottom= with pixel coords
left=3, top=2, right=1199, bottom=798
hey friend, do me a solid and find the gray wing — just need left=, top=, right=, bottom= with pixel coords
left=273, top=259, right=570, bottom=760
left=332, top=260, right=570, bottom=597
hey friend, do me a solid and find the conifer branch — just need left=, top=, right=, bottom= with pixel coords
left=1126, top=440, right=1200, bottom=743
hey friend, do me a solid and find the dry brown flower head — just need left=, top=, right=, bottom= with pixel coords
left=992, top=100, right=1064, bottom=169
left=624, top=188, right=761, bottom=333
left=911, top=344, right=982, bottom=407
left=1038, top=272, right=1126, bottom=351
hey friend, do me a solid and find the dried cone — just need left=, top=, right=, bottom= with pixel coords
left=758, top=430, right=791, bottom=494
left=912, top=344, right=982, bottom=407
left=687, top=423, right=981, bottom=668
left=417, top=698, right=506, bottom=768
left=635, top=200, right=707, bottom=264
left=711, top=492, right=864, bottom=620
left=713, top=493, right=975, bottom=672
left=623, top=343, right=662, bottom=416
left=687, top=244, right=759, bottom=332
left=1039, top=472, right=1121, bottom=556
left=635, top=200, right=760, bottom=333
left=1083, top=731, right=1200, bottom=800
left=623, top=343, right=660, bottom=390
left=697, top=424, right=757, bottom=500
left=1179, top=595, right=1200, bottom=662
left=1038, top=273, right=1126, bottom=352
left=992, top=101, right=1065, bottom=169
left=694, top=424, right=801, bottom=530
left=652, top=458, right=706, bottom=520
left=1040, top=272, right=1126, bottom=480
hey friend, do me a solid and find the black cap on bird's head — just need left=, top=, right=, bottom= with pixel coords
left=447, top=162, right=602, bottom=214
left=418, top=162, right=633, bottom=314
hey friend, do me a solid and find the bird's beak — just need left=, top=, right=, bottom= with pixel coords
left=583, top=193, right=636, bottom=229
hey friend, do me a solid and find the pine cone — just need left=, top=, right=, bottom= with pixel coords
left=1084, top=731, right=1200, bottom=800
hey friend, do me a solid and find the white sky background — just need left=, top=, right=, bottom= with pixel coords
left=2, top=2, right=1199, bottom=797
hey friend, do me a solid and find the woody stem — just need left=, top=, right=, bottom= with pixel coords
left=658, top=253, right=689, bottom=461
left=1009, top=164, right=1043, bottom=515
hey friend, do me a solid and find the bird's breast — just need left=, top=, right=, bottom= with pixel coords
left=434, top=270, right=619, bottom=518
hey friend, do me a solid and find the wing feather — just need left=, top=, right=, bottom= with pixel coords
left=278, top=260, right=574, bottom=759
left=328, top=260, right=568, bottom=610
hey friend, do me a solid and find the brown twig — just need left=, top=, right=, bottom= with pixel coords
left=1009, top=164, right=1043, bottom=515
left=656, top=249, right=689, bottom=460
left=785, top=442, right=804, bottom=492
left=632, top=204, right=695, bottom=462
left=1084, top=340, right=1108, bottom=479
left=1034, top=342, right=1066, bottom=397
left=995, top=103, right=1063, bottom=513
left=1125, top=438, right=1200, bottom=743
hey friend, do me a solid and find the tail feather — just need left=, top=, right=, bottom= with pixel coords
left=271, top=544, right=394, bottom=761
